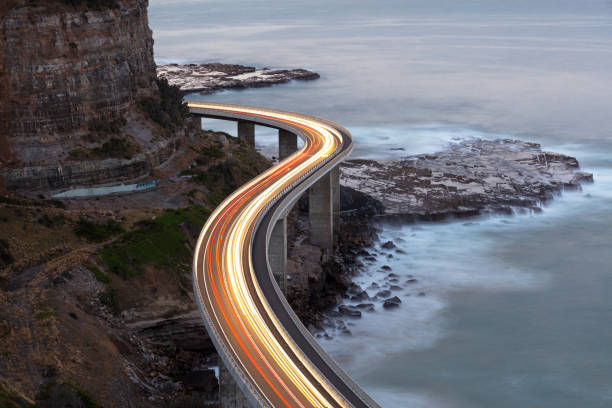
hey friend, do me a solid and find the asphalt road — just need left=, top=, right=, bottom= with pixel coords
left=190, top=102, right=381, bottom=408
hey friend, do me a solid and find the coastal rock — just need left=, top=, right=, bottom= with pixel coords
left=3, top=136, right=183, bottom=192
left=157, top=63, right=320, bottom=94
left=355, top=303, right=375, bottom=312
left=383, top=296, right=402, bottom=309
left=381, top=241, right=396, bottom=249
left=350, top=290, right=369, bottom=301
left=341, top=139, right=594, bottom=219
left=376, top=289, right=392, bottom=298
left=126, top=311, right=214, bottom=352
left=338, top=305, right=362, bottom=318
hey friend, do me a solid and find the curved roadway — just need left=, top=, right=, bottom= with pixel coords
left=190, top=102, right=381, bottom=408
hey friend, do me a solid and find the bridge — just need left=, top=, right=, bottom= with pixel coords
left=189, top=102, right=380, bottom=408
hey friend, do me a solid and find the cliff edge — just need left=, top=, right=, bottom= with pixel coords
left=0, top=0, right=179, bottom=191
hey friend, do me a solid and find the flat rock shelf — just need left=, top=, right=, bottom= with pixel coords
left=156, top=63, right=320, bottom=94
left=341, top=139, right=594, bottom=220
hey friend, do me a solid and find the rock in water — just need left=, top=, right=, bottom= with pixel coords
left=338, top=305, right=362, bottom=318
left=383, top=296, right=402, bottom=309
left=341, top=139, right=594, bottom=219
left=381, top=240, right=396, bottom=249
left=157, top=63, right=320, bottom=94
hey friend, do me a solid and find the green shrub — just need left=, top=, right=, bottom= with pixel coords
left=89, top=266, right=110, bottom=284
left=87, top=116, right=126, bottom=134
left=139, top=78, right=188, bottom=130
left=91, top=137, right=133, bottom=159
left=37, top=381, right=100, bottom=408
left=74, top=218, right=123, bottom=242
left=193, top=145, right=225, bottom=166
left=98, top=289, right=119, bottom=315
left=35, top=306, right=57, bottom=320
left=37, top=214, right=66, bottom=228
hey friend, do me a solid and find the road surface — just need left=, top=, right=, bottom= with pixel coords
left=190, top=102, right=381, bottom=408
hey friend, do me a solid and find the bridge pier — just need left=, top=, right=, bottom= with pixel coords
left=219, top=361, right=253, bottom=408
left=309, top=171, right=337, bottom=252
left=268, top=217, right=287, bottom=293
left=237, top=121, right=255, bottom=146
left=279, top=129, right=298, bottom=160
left=332, top=166, right=340, bottom=241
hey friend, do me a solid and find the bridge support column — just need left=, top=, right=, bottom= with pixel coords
left=237, top=121, right=255, bottom=146
left=219, top=361, right=253, bottom=408
left=268, top=217, right=287, bottom=293
left=309, top=171, right=334, bottom=251
left=193, top=115, right=201, bottom=129
left=279, top=129, right=297, bottom=160
left=332, top=166, right=340, bottom=241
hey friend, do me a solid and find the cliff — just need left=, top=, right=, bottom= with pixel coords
left=0, top=0, right=163, bottom=179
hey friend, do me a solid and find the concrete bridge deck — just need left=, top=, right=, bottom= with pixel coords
left=189, top=102, right=380, bottom=408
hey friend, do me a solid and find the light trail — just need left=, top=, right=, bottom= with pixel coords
left=190, top=102, right=381, bottom=408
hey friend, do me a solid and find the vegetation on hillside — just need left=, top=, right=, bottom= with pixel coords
left=74, top=218, right=123, bottom=242
left=139, top=78, right=188, bottom=131
left=68, top=138, right=138, bottom=160
left=98, top=205, right=210, bottom=280
left=87, top=116, right=126, bottom=134
left=36, top=381, right=101, bottom=408
left=181, top=137, right=270, bottom=206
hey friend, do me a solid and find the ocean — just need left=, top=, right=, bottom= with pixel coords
left=149, top=1, right=612, bottom=406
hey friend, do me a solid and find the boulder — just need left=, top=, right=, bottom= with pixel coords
left=383, top=296, right=402, bottom=309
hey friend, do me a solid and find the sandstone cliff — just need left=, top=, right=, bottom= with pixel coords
left=0, top=0, right=168, bottom=189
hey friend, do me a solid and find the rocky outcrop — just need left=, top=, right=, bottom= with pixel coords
left=157, top=63, right=320, bottom=94
left=126, top=310, right=213, bottom=352
left=1, top=0, right=157, bottom=165
left=4, top=134, right=182, bottom=192
left=341, top=139, right=593, bottom=220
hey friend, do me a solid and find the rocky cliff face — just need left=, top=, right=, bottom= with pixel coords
left=0, top=0, right=157, bottom=167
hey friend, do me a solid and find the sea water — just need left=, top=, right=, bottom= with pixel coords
left=149, top=1, right=612, bottom=406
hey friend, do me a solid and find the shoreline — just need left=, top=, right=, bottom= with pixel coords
left=309, top=137, right=594, bottom=338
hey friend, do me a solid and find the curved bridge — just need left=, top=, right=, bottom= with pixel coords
left=190, top=102, right=380, bottom=408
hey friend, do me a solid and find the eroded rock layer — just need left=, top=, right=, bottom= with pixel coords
left=1, top=0, right=156, bottom=165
